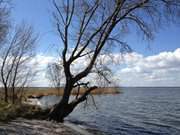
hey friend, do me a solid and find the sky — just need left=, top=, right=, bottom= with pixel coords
left=11, top=0, right=180, bottom=87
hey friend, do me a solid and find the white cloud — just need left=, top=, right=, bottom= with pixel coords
left=28, top=54, right=57, bottom=87
left=116, top=48, right=180, bottom=86
left=3, top=48, right=179, bottom=87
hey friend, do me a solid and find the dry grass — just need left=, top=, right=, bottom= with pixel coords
left=25, top=87, right=120, bottom=98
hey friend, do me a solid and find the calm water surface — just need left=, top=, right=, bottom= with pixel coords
left=39, top=87, right=180, bottom=135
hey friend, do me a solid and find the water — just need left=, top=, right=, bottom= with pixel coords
left=37, top=87, right=180, bottom=135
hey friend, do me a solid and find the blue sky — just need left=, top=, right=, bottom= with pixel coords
left=11, top=0, right=180, bottom=86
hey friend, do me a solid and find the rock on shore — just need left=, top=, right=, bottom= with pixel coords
left=0, top=118, right=87, bottom=135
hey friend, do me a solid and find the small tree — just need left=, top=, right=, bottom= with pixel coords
left=48, top=0, right=180, bottom=122
left=46, top=62, right=64, bottom=95
left=0, top=24, right=38, bottom=103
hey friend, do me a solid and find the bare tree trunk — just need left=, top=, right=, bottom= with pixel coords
left=48, top=81, right=97, bottom=122
left=4, top=86, right=8, bottom=103
left=48, top=81, right=74, bottom=122
left=48, top=101, right=73, bottom=122
left=12, top=87, right=15, bottom=104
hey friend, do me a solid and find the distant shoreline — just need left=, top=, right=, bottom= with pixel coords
left=25, top=87, right=120, bottom=98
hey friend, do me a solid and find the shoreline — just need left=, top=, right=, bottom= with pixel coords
left=0, top=118, right=95, bottom=135
left=0, top=102, right=96, bottom=135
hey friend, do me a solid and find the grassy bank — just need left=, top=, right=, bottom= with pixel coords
left=0, top=101, right=49, bottom=122
left=25, top=87, right=120, bottom=98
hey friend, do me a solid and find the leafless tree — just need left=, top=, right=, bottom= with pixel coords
left=46, top=62, right=64, bottom=95
left=48, top=0, right=180, bottom=122
left=0, top=0, right=10, bottom=45
left=0, top=24, right=38, bottom=103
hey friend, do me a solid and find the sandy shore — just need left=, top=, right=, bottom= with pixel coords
left=0, top=118, right=92, bottom=135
